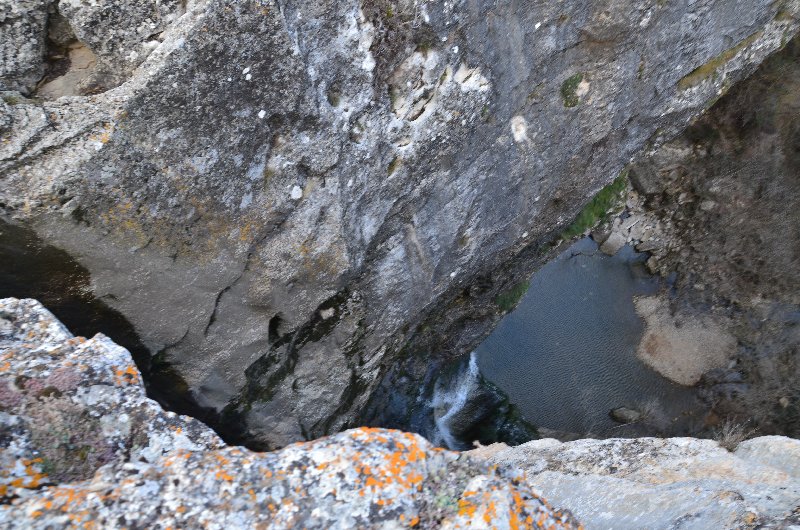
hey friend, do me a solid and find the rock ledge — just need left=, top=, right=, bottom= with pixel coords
left=0, top=298, right=579, bottom=529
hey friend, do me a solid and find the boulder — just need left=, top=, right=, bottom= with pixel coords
left=0, top=297, right=580, bottom=529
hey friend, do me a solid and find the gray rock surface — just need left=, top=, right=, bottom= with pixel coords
left=0, top=0, right=49, bottom=94
left=2, top=0, right=799, bottom=448
left=0, top=297, right=580, bottom=529
left=472, top=436, right=800, bottom=529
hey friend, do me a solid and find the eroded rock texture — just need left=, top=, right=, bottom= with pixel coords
left=0, top=297, right=580, bottom=529
left=472, top=436, right=800, bottom=529
left=1, top=0, right=799, bottom=448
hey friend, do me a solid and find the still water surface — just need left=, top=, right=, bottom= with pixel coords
left=476, top=238, right=700, bottom=435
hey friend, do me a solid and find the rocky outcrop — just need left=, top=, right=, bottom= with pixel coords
left=618, top=34, right=800, bottom=436
left=0, top=297, right=580, bottom=529
left=2, top=0, right=799, bottom=448
left=472, top=436, right=800, bottom=529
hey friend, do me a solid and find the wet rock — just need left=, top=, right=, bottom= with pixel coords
left=473, top=436, right=800, bottom=529
left=609, top=407, right=642, bottom=424
left=0, top=297, right=581, bottom=528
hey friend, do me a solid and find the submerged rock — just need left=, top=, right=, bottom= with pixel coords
left=2, top=0, right=798, bottom=448
left=0, top=298, right=580, bottom=529
left=634, top=294, right=736, bottom=386
left=609, top=407, right=642, bottom=424
left=471, top=435, right=800, bottom=529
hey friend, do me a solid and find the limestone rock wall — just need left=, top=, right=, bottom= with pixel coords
left=2, top=0, right=799, bottom=448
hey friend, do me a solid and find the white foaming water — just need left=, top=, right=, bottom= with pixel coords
left=430, top=351, right=480, bottom=449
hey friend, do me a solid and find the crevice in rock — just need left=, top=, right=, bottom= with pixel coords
left=35, top=9, right=98, bottom=99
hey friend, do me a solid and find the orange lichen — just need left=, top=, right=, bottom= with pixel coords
left=458, top=499, right=477, bottom=518
left=483, top=500, right=496, bottom=524
left=114, top=364, right=141, bottom=386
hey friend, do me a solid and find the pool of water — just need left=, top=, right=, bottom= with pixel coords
left=475, top=237, right=702, bottom=436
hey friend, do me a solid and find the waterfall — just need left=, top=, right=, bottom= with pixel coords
left=430, top=351, right=481, bottom=449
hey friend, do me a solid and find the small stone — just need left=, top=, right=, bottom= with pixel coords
left=700, top=200, right=717, bottom=211
left=290, top=185, right=303, bottom=200
left=610, top=406, right=642, bottom=424
left=591, top=229, right=610, bottom=245
left=636, top=240, right=662, bottom=252
left=600, top=232, right=626, bottom=255
left=319, top=308, right=335, bottom=320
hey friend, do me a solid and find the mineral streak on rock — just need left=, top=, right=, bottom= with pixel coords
left=0, top=298, right=581, bottom=529
left=2, top=0, right=799, bottom=448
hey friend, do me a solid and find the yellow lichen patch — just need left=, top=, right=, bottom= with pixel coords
left=215, top=470, right=234, bottom=481
left=678, top=30, right=763, bottom=90
left=9, top=458, right=48, bottom=489
left=483, top=500, right=496, bottom=524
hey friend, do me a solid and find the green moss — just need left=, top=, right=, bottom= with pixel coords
left=1, top=94, right=21, bottom=105
left=561, top=170, right=628, bottom=240
left=678, top=30, right=763, bottom=90
left=387, top=156, right=401, bottom=176
left=416, top=41, right=432, bottom=56
left=327, top=88, right=341, bottom=107
left=495, top=280, right=531, bottom=312
left=560, top=73, right=584, bottom=108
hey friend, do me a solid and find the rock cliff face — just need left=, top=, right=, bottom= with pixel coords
left=0, top=297, right=580, bottom=529
left=2, top=0, right=799, bottom=448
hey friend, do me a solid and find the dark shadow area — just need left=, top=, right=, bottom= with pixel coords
left=0, top=220, right=150, bottom=370
left=0, top=219, right=246, bottom=446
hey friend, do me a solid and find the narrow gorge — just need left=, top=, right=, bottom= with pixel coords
left=1, top=0, right=799, bottom=528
